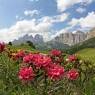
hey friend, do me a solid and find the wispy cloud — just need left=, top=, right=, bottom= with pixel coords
left=24, top=10, right=40, bottom=17
left=56, top=0, right=94, bottom=12
left=69, top=11, right=95, bottom=30
left=40, top=13, right=69, bottom=23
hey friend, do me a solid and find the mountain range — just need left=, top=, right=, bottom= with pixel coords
left=12, top=34, right=69, bottom=50
left=12, top=28, right=95, bottom=50
left=12, top=34, right=44, bottom=45
left=53, top=31, right=87, bottom=46
left=52, top=28, right=95, bottom=45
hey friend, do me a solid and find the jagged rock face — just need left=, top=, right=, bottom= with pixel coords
left=73, top=31, right=86, bottom=44
left=12, top=34, right=44, bottom=45
left=86, top=28, right=95, bottom=39
left=54, top=31, right=87, bottom=46
left=53, top=28, right=95, bottom=46
left=34, top=34, right=44, bottom=44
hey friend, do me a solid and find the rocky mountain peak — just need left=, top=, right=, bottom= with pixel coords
left=12, top=34, right=44, bottom=45
left=53, top=30, right=87, bottom=46
left=87, top=28, right=95, bottom=39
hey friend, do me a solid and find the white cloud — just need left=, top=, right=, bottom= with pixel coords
left=56, top=0, right=94, bottom=12
left=69, top=19, right=78, bottom=27
left=69, top=11, right=95, bottom=29
left=40, top=13, right=69, bottom=23
left=76, top=7, right=86, bottom=13
left=80, top=12, right=95, bottom=28
left=0, top=19, right=52, bottom=43
left=0, top=12, right=68, bottom=43
left=24, top=10, right=39, bottom=17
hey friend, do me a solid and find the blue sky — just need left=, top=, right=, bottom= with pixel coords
left=0, top=0, right=95, bottom=42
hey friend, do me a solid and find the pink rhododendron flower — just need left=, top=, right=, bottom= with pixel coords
left=68, top=55, right=77, bottom=62
left=47, top=64, right=64, bottom=80
left=19, top=67, right=35, bottom=81
left=23, top=53, right=52, bottom=69
left=67, top=69, right=79, bottom=80
left=50, top=49, right=62, bottom=56
left=33, top=54, right=52, bottom=68
left=23, top=53, right=33, bottom=64
left=0, top=42, right=5, bottom=53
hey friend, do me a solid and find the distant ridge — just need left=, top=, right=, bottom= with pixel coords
left=53, top=31, right=86, bottom=46
left=12, top=34, right=44, bottom=45
left=52, top=27, right=95, bottom=46
left=86, top=28, right=95, bottom=39
left=12, top=28, right=95, bottom=50
left=68, top=37, right=95, bottom=54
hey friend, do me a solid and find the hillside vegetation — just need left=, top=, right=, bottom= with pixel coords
left=7, top=43, right=48, bottom=54
left=77, top=48, right=95, bottom=64
left=0, top=43, right=95, bottom=95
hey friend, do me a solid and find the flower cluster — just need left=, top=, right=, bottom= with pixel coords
left=23, top=53, right=33, bottom=64
left=22, top=52, right=65, bottom=81
left=19, top=67, right=35, bottom=81
left=7, top=48, right=79, bottom=82
left=50, top=49, right=62, bottom=56
left=47, top=64, right=65, bottom=80
left=23, top=53, right=52, bottom=68
left=17, top=50, right=65, bottom=82
left=68, top=55, right=77, bottom=62
left=17, top=49, right=79, bottom=81
left=67, top=69, right=79, bottom=80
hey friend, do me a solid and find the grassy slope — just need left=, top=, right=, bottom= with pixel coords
left=77, top=48, right=95, bottom=64
left=7, top=44, right=48, bottom=54
left=76, top=48, right=95, bottom=94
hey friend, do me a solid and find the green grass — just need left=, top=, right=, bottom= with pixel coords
left=7, top=44, right=36, bottom=51
left=77, top=48, right=95, bottom=64
left=7, top=44, right=49, bottom=54
left=76, top=48, right=95, bottom=94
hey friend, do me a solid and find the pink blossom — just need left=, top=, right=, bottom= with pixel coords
left=68, top=55, right=77, bottom=62
left=23, top=53, right=33, bottom=64
left=50, top=49, right=62, bottom=56
left=18, top=67, right=35, bottom=81
left=47, top=64, right=64, bottom=80
left=33, top=54, right=52, bottom=68
left=67, top=69, right=79, bottom=80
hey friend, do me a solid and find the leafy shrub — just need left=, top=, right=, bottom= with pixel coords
left=0, top=43, right=95, bottom=95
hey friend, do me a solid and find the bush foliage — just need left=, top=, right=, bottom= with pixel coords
left=0, top=42, right=95, bottom=95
